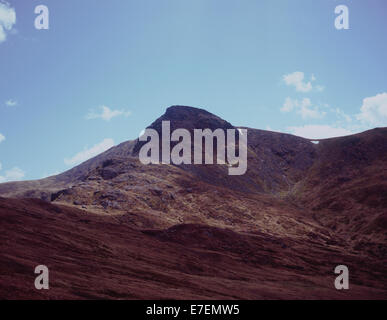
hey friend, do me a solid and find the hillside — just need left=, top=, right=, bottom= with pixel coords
left=1, top=197, right=385, bottom=299
left=0, top=106, right=386, bottom=299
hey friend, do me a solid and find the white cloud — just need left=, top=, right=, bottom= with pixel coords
left=288, top=125, right=353, bottom=139
left=356, top=93, right=387, bottom=126
left=282, top=71, right=325, bottom=93
left=334, top=108, right=352, bottom=123
left=86, top=105, right=131, bottom=121
left=5, top=99, right=17, bottom=106
left=64, top=138, right=115, bottom=166
left=283, top=72, right=313, bottom=93
left=0, top=133, right=5, bottom=143
left=0, top=162, right=2, bottom=171
left=281, top=97, right=296, bottom=112
left=298, top=98, right=326, bottom=119
left=0, top=166, right=25, bottom=183
left=0, top=1, right=16, bottom=43
left=281, top=97, right=326, bottom=119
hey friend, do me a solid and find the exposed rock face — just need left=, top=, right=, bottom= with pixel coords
left=148, top=105, right=234, bottom=134
left=0, top=106, right=386, bottom=299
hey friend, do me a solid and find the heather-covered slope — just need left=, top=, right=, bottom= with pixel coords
left=1, top=197, right=385, bottom=299
left=292, top=128, right=387, bottom=257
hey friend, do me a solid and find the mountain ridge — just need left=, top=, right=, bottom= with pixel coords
left=0, top=106, right=386, bottom=298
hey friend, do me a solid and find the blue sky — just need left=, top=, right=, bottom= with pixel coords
left=0, top=0, right=386, bottom=181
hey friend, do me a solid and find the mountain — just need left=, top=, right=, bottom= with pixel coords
left=294, top=128, right=387, bottom=256
left=0, top=106, right=386, bottom=299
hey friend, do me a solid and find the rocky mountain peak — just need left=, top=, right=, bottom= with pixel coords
left=147, top=105, right=234, bottom=133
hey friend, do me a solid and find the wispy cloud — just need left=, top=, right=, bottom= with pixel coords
left=0, top=1, right=16, bottom=44
left=281, top=97, right=296, bottom=112
left=281, top=97, right=326, bottom=119
left=64, top=138, right=115, bottom=166
left=281, top=92, right=386, bottom=139
left=356, top=93, right=387, bottom=127
left=86, top=105, right=131, bottom=121
left=287, top=125, right=353, bottom=139
left=0, top=166, right=25, bottom=183
left=5, top=99, right=17, bottom=107
left=282, top=71, right=324, bottom=93
left=0, top=132, right=5, bottom=143
left=283, top=71, right=312, bottom=92
left=333, top=108, right=352, bottom=123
